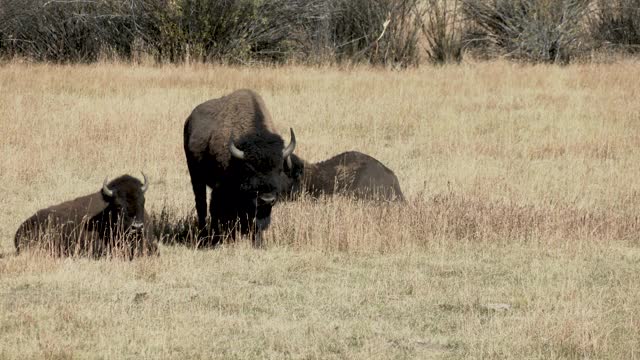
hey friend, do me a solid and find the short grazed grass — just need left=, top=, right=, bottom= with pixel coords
left=0, top=61, right=639, bottom=358
left=2, top=242, right=639, bottom=359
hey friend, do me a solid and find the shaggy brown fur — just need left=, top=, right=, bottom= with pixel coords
left=284, top=151, right=405, bottom=202
left=14, top=175, right=157, bottom=258
left=183, top=89, right=295, bottom=246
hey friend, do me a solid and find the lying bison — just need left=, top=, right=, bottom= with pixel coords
left=14, top=173, right=157, bottom=258
left=184, top=89, right=296, bottom=247
left=283, top=151, right=405, bottom=201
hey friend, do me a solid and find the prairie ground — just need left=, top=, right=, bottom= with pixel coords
left=0, top=61, right=639, bottom=359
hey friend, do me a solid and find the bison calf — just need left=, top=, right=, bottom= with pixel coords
left=283, top=151, right=405, bottom=201
left=183, top=89, right=296, bottom=247
left=14, top=174, right=157, bottom=258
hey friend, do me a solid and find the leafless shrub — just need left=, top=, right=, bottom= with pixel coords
left=149, top=0, right=326, bottom=64
left=0, top=0, right=349, bottom=64
left=462, top=0, right=590, bottom=63
left=329, top=0, right=424, bottom=67
left=7, top=0, right=631, bottom=65
left=421, top=0, right=463, bottom=64
left=0, top=0, right=146, bottom=62
left=588, top=0, right=640, bottom=54
left=0, top=0, right=434, bottom=66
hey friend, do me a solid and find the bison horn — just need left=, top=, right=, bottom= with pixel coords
left=282, top=128, right=296, bottom=158
left=102, top=177, right=114, bottom=197
left=140, top=172, right=149, bottom=193
left=229, top=136, right=245, bottom=160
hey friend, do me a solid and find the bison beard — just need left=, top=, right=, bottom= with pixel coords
left=205, top=188, right=273, bottom=247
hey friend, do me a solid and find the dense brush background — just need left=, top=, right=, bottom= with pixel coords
left=1, top=0, right=640, bottom=65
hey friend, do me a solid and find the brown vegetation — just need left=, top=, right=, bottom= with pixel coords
left=0, top=62, right=639, bottom=358
left=2, top=0, right=640, bottom=65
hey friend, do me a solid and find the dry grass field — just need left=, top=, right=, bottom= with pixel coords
left=1, top=60, right=640, bottom=359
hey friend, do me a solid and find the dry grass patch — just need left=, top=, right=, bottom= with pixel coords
left=153, top=192, right=640, bottom=253
left=1, top=244, right=639, bottom=358
left=1, top=61, right=639, bottom=358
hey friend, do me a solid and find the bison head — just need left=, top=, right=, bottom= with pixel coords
left=101, top=173, right=148, bottom=234
left=221, top=128, right=295, bottom=235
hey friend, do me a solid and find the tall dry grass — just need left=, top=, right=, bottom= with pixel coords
left=0, top=61, right=639, bottom=358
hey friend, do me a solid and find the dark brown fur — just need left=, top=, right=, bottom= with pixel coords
left=284, top=151, right=405, bottom=202
left=183, top=89, right=294, bottom=246
left=14, top=175, right=157, bottom=258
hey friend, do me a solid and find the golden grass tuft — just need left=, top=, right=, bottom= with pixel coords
left=1, top=61, right=639, bottom=358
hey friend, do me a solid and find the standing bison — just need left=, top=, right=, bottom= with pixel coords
left=183, top=89, right=296, bottom=247
left=283, top=151, right=405, bottom=201
left=14, top=173, right=157, bottom=258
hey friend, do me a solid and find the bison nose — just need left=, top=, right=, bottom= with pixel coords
left=259, top=192, right=276, bottom=205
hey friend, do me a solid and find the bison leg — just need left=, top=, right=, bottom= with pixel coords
left=207, top=190, right=229, bottom=247
left=185, top=152, right=209, bottom=235
left=189, top=180, right=208, bottom=231
left=253, top=230, right=264, bottom=248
